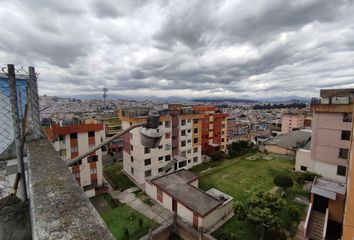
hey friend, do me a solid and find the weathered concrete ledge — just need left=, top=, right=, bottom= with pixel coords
left=27, top=138, right=114, bottom=240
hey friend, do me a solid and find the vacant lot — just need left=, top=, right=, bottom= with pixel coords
left=92, top=194, right=159, bottom=240
left=191, top=153, right=308, bottom=239
left=103, top=162, right=135, bottom=190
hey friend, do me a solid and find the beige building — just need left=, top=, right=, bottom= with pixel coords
left=121, top=105, right=204, bottom=185
left=295, top=88, right=353, bottom=240
left=44, top=123, right=105, bottom=198
left=145, top=170, right=233, bottom=232
left=281, top=113, right=305, bottom=134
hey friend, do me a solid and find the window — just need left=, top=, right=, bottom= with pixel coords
left=158, top=145, right=163, bottom=149
left=181, top=141, right=186, bottom=147
left=158, top=156, right=164, bottom=161
left=193, top=119, right=198, bottom=124
left=343, top=113, right=352, bottom=122
left=179, top=161, right=187, bottom=168
left=165, top=144, right=171, bottom=150
left=90, top=168, right=97, bottom=174
left=72, top=159, right=82, bottom=166
left=165, top=121, right=171, bottom=128
left=87, top=155, right=98, bottom=163
left=339, top=148, right=349, bottom=159
left=131, top=156, right=134, bottom=162
left=194, top=128, right=198, bottom=133
left=165, top=155, right=171, bottom=161
left=165, top=132, right=171, bottom=139
left=73, top=172, right=80, bottom=178
left=300, top=166, right=307, bottom=171
left=145, top=170, right=152, bottom=178
left=187, top=149, right=191, bottom=153
left=88, top=131, right=95, bottom=137
left=159, top=121, right=163, bottom=126
left=181, top=120, right=186, bottom=126
left=89, top=143, right=95, bottom=149
left=337, top=166, right=347, bottom=176
left=70, top=133, right=77, bottom=139
left=181, top=130, right=186, bottom=136
left=59, top=135, right=65, bottom=141
left=193, top=156, right=198, bottom=163
left=188, top=159, right=191, bottom=163
left=187, top=119, right=191, bottom=123
left=341, top=130, right=351, bottom=141
left=181, top=151, right=186, bottom=157
left=193, top=138, right=198, bottom=143
left=157, top=188, right=163, bottom=202
left=193, top=147, right=198, bottom=153
left=222, top=138, right=225, bottom=142
left=187, top=139, right=191, bottom=143
left=158, top=168, right=163, bottom=173
left=130, top=133, right=133, bottom=139
left=131, top=167, right=134, bottom=175
left=71, top=146, right=78, bottom=153
left=60, top=149, right=66, bottom=156
left=130, top=145, right=133, bottom=151
left=187, top=129, right=191, bottom=133
left=144, top=147, right=150, bottom=154
left=144, top=158, right=151, bottom=166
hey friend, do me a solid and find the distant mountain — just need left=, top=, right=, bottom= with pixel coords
left=255, top=96, right=311, bottom=103
left=192, top=98, right=258, bottom=103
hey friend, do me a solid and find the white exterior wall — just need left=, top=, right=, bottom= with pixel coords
left=177, top=202, right=194, bottom=225
left=313, top=160, right=346, bottom=183
left=201, top=201, right=233, bottom=230
left=295, top=149, right=314, bottom=172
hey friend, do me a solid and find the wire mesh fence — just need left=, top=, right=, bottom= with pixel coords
left=0, top=64, right=41, bottom=199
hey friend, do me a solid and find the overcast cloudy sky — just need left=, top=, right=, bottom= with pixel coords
left=1, top=0, right=354, bottom=99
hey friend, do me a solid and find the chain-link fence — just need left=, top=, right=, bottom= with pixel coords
left=0, top=64, right=41, bottom=199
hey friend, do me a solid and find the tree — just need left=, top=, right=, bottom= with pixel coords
left=246, top=192, right=285, bottom=239
left=273, top=175, right=293, bottom=196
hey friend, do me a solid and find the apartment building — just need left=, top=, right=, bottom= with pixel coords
left=281, top=113, right=304, bottom=134
left=121, top=105, right=204, bottom=185
left=192, top=106, right=228, bottom=154
left=295, top=89, right=353, bottom=240
left=98, top=115, right=123, bottom=154
left=44, top=123, right=105, bottom=197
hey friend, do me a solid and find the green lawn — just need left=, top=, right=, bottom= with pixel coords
left=103, top=162, right=135, bottom=190
left=191, top=152, right=309, bottom=239
left=98, top=198, right=159, bottom=240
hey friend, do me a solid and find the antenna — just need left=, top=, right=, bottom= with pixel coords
left=103, top=87, right=108, bottom=107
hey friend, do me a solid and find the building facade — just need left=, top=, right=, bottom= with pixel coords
left=44, top=123, right=105, bottom=197
left=192, top=106, right=228, bottom=154
left=281, top=113, right=304, bottom=134
left=121, top=105, right=204, bottom=185
left=296, top=89, right=353, bottom=240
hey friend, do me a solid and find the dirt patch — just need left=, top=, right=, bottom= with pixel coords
left=246, top=155, right=258, bottom=160
left=263, top=155, right=273, bottom=160
left=222, top=174, right=229, bottom=179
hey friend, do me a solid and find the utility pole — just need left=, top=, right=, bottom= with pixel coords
left=7, top=64, right=28, bottom=201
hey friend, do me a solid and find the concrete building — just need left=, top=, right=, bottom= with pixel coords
left=121, top=105, right=204, bottom=185
left=261, top=130, right=311, bottom=156
left=296, top=88, right=353, bottom=240
left=145, top=170, right=233, bottom=232
left=281, top=113, right=304, bottom=134
left=192, top=106, right=228, bottom=154
left=44, top=123, right=105, bottom=197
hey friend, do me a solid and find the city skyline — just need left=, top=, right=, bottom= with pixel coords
left=1, top=0, right=354, bottom=98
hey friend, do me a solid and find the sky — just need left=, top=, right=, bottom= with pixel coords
left=0, top=0, right=354, bottom=100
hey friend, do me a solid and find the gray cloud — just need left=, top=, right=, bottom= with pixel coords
left=0, top=0, right=353, bottom=99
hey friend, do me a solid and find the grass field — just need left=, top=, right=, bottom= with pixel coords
left=103, top=162, right=135, bottom=190
left=191, top=152, right=309, bottom=239
left=93, top=194, right=159, bottom=240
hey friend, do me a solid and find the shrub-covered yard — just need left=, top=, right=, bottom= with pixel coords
left=103, top=162, right=135, bottom=190
left=191, top=153, right=309, bottom=239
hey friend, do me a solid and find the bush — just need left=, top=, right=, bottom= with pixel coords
left=124, top=228, right=129, bottom=239
left=211, top=151, right=227, bottom=161
left=273, top=175, right=293, bottom=196
left=288, top=206, right=300, bottom=221
left=138, top=218, right=143, bottom=227
left=234, top=201, right=246, bottom=220
left=295, top=172, right=318, bottom=185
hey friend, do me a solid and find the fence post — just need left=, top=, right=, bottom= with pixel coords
left=27, top=66, right=42, bottom=141
left=7, top=64, right=28, bottom=201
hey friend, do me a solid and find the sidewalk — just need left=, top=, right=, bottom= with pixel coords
left=111, top=187, right=173, bottom=226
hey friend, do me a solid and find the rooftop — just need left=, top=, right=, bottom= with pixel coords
left=264, top=130, right=311, bottom=150
left=311, top=177, right=346, bottom=200
left=150, top=170, right=222, bottom=217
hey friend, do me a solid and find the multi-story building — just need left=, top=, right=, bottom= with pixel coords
left=295, top=89, right=353, bottom=240
left=121, top=105, right=204, bottom=185
left=98, top=115, right=123, bottom=154
left=281, top=113, right=304, bottom=134
left=192, top=106, right=228, bottom=154
left=44, top=123, right=105, bottom=197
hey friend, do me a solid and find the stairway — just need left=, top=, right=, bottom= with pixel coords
left=294, top=221, right=309, bottom=240
left=307, top=210, right=325, bottom=240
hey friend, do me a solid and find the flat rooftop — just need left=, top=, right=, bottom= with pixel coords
left=312, top=177, right=346, bottom=200
left=151, top=170, right=222, bottom=217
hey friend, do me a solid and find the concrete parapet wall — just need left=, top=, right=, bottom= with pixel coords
left=27, top=138, right=114, bottom=240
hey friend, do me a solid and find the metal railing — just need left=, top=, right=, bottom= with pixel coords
left=323, top=208, right=329, bottom=239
